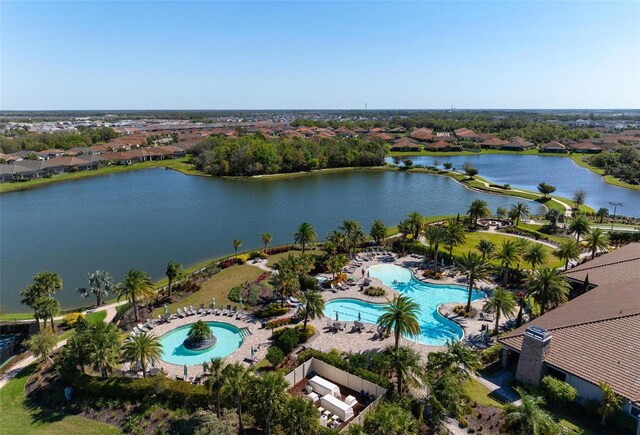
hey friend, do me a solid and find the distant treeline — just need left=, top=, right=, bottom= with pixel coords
left=0, top=126, right=119, bottom=153
left=191, top=136, right=387, bottom=176
left=586, top=146, right=640, bottom=185
left=292, top=115, right=600, bottom=144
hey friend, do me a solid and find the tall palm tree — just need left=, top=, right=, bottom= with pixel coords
left=467, top=199, right=490, bottom=228
left=117, top=269, right=155, bottom=322
left=253, top=372, right=288, bottom=435
left=222, top=362, right=253, bottom=433
left=483, top=287, right=516, bottom=334
left=504, top=388, right=558, bottom=435
left=233, top=239, right=242, bottom=257
left=203, top=357, right=225, bottom=418
left=385, top=346, right=425, bottom=394
left=77, top=270, right=116, bottom=307
left=424, top=226, right=447, bottom=274
left=554, top=239, right=581, bottom=270
left=427, top=340, right=482, bottom=380
left=493, top=240, right=521, bottom=286
left=164, top=262, right=184, bottom=299
left=476, top=239, right=495, bottom=261
left=527, top=267, right=570, bottom=315
left=444, top=220, right=466, bottom=262
left=406, top=211, right=424, bottom=239
left=370, top=219, right=387, bottom=245
left=572, top=189, right=587, bottom=214
left=122, top=332, right=162, bottom=378
left=281, top=397, right=319, bottom=435
left=36, top=297, right=60, bottom=332
left=88, top=322, right=121, bottom=377
left=569, top=215, right=591, bottom=242
left=584, top=227, right=609, bottom=259
left=510, top=202, right=530, bottom=226
left=377, top=295, right=421, bottom=350
left=298, top=290, right=324, bottom=331
left=523, top=243, right=548, bottom=271
left=293, top=222, right=316, bottom=253
left=21, top=272, right=63, bottom=330
left=261, top=232, right=272, bottom=253
left=20, top=284, right=45, bottom=330
left=597, top=381, right=621, bottom=426
left=455, top=252, right=492, bottom=312
left=340, top=219, right=366, bottom=255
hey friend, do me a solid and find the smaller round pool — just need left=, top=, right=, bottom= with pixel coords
left=158, top=321, right=244, bottom=366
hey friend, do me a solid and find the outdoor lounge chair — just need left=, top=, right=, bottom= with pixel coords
left=223, top=305, right=231, bottom=315
left=190, top=305, right=197, bottom=315
left=182, top=306, right=190, bottom=316
left=176, top=308, right=186, bottom=318
left=229, top=306, right=237, bottom=316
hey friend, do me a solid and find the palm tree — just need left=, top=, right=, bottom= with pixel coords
left=377, top=295, right=421, bottom=350
left=164, top=261, right=185, bottom=299
left=122, top=332, right=162, bottom=378
left=527, top=267, right=570, bottom=316
left=493, top=240, right=521, bottom=286
left=424, top=226, right=447, bottom=274
left=597, top=381, right=621, bottom=426
left=20, top=272, right=63, bottom=330
left=77, top=270, right=116, bottom=307
left=504, top=388, right=558, bottom=435
left=298, top=290, right=324, bottom=331
left=523, top=243, right=548, bottom=271
left=545, top=209, right=562, bottom=229
left=572, top=189, right=587, bottom=214
left=36, top=297, right=60, bottom=332
left=444, top=220, right=466, bottom=262
left=294, top=222, right=316, bottom=253
left=326, top=254, right=349, bottom=280
left=569, top=215, right=591, bottom=242
left=385, top=346, right=425, bottom=394
left=340, top=220, right=366, bottom=255
left=233, top=239, right=242, bottom=257
left=476, top=239, right=495, bottom=260
left=281, top=396, right=320, bottom=435
left=20, top=284, right=46, bottom=330
left=222, top=362, right=253, bottom=433
left=467, top=199, right=490, bottom=228
left=455, top=252, right=492, bottom=312
left=117, top=269, right=155, bottom=322
left=253, top=372, right=288, bottom=435
left=483, top=287, right=516, bottom=334
left=370, top=219, right=387, bottom=245
left=406, top=211, right=424, bottom=239
left=510, top=202, right=530, bottom=226
left=427, top=340, right=482, bottom=380
left=554, top=239, right=581, bottom=270
left=261, top=232, right=272, bottom=252
left=203, top=357, right=225, bottom=418
left=596, top=207, right=609, bottom=223
left=88, top=322, right=121, bottom=377
left=584, top=227, right=609, bottom=259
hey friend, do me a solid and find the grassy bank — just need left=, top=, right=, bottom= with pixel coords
left=0, top=158, right=199, bottom=194
left=0, top=364, right=121, bottom=434
left=569, top=154, right=640, bottom=191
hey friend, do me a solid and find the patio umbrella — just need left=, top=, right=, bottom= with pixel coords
left=211, top=297, right=216, bottom=308
left=239, top=296, right=243, bottom=309
left=251, top=345, right=255, bottom=359
left=163, top=304, right=168, bottom=315
left=183, top=364, right=188, bottom=378
left=358, top=312, right=361, bottom=322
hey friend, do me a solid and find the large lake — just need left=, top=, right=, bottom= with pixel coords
left=1, top=168, right=544, bottom=311
left=386, top=154, right=640, bottom=215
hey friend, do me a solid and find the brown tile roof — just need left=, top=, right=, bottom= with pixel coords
left=454, top=128, right=479, bottom=139
left=507, top=136, right=534, bottom=147
left=281, top=130, right=305, bottom=138
left=425, top=140, right=453, bottom=150
left=541, top=141, right=566, bottom=150
left=391, top=137, right=419, bottom=149
left=409, top=128, right=434, bottom=141
left=568, top=142, right=601, bottom=151
left=481, top=137, right=510, bottom=148
left=563, top=243, right=640, bottom=286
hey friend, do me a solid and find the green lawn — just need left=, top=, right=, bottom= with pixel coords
left=0, top=312, right=35, bottom=322
left=0, top=364, right=120, bottom=435
left=463, top=379, right=506, bottom=409
left=443, top=231, right=564, bottom=269
left=516, top=223, right=573, bottom=245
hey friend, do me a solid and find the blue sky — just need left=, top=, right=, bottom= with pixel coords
left=1, top=1, right=639, bottom=110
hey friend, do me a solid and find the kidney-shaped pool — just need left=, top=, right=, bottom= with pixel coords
left=324, top=264, right=484, bottom=346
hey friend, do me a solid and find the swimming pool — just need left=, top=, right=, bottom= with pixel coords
left=324, top=264, right=483, bottom=346
left=158, top=321, right=244, bottom=366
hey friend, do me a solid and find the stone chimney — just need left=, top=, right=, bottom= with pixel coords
left=515, top=326, right=552, bottom=386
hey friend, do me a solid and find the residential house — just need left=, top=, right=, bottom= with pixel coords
left=391, top=137, right=420, bottom=151
left=540, top=141, right=567, bottom=153
left=454, top=128, right=481, bottom=141
left=409, top=127, right=434, bottom=142
left=568, top=142, right=602, bottom=153
left=503, top=136, right=535, bottom=151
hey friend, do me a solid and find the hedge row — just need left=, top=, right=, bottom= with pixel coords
left=297, top=349, right=389, bottom=389
left=499, top=226, right=552, bottom=242
left=59, top=369, right=209, bottom=409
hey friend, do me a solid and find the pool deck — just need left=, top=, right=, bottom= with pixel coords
left=123, top=312, right=272, bottom=379
left=307, top=254, right=500, bottom=358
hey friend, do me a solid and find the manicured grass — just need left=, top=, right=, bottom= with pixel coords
left=443, top=231, right=563, bottom=269
left=388, top=148, right=552, bottom=157
left=0, top=364, right=121, bottom=434
left=0, top=312, right=35, bottom=322
left=463, top=379, right=506, bottom=409
left=516, top=223, right=573, bottom=245
left=0, top=158, right=198, bottom=194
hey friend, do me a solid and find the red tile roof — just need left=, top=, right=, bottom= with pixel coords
left=409, top=128, right=434, bottom=141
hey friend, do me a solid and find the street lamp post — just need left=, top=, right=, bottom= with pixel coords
left=608, top=202, right=624, bottom=231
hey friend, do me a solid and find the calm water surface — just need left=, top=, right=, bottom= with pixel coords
left=0, top=168, right=543, bottom=311
left=386, top=154, right=640, bottom=215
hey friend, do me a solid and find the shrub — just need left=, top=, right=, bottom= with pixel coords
left=364, top=287, right=385, bottom=297
left=237, top=254, right=250, bottom=263
left=248, top=251, right=262, bottom=260
left=63, top=312, right=85, bottom=327
left=265, top=317, right=291, bottom=329
left=296, top=324, right=315, bottom=341
left=228, top=283, right=244, bottom=303
left=218, top=257, right=243, bottom=269
left=266, top=346, right=284, bottom=366
left=255, top=304, right=289, bottom=319
left=274, top=327, right=299, bottom=353
left=265, top=245, right=293, bottom=255
left=541, top=376, right=577, bottom=405
left=297, top=349, right=389, bottom=388
left=480, top=343, right=503, bottom=364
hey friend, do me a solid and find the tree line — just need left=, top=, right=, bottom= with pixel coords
left=0, top=126, right=119, bottom=154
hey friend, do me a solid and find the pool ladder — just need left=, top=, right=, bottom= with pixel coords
left=239, top=327, right=252, bottom=338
